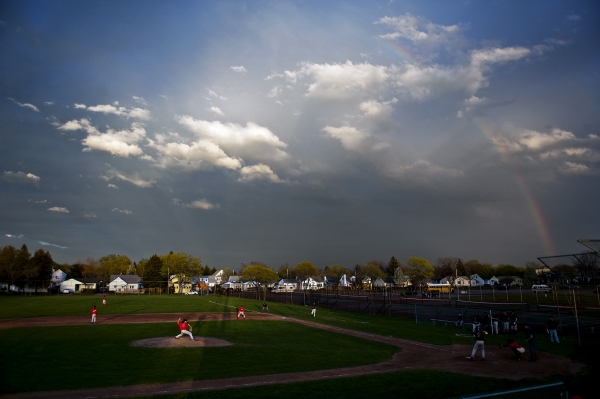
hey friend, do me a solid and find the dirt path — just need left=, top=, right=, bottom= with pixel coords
left=0, top=313, right=583, bottom=399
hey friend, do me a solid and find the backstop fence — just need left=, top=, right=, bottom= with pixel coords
left=445, top=381, right=567, bottom=399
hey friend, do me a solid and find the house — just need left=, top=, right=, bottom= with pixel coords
left=453, top=276, right=471, bottom=287
left=196, top=269, right=224, bottom=289
left=510, top=276, right=524, bottom=286
left=361, top=276, right=372, bottom=290
left=60, top=278, right=97, bottom=293
left=299, top=276, right=324, bottom=290
left=324, top=276, right=340, bottom=287
left=273, top=278, right=297, bottom=291
left=488, top=276, right=500, bottom=285
left=109, top=275, right=143, bottom=293
left=535, top=266, right=552, bottom=276
left=373, top=277, right=386, bottom=288
left=221, top=276, right=243, bottom=291
left=469, top=274, right=485, bottom=287
left=170, top=275, right=193, bottom=294
left=51, top=269, right=67, bottom=285
left=338, top=274, right=353, bottom=288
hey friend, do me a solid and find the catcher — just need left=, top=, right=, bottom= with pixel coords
left=175, top=318, right=194, bottom=340
left=498, top=338, right=525, bottom=360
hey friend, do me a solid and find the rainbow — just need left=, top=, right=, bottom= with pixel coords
left=380, top=40, right=420, bottom=65
left=477, top=119, right=556, bottom=257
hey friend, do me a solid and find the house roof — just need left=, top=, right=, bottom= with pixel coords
left=110, top=275, right=141, bottom=284
left=65, top=278, right=98, bottom=284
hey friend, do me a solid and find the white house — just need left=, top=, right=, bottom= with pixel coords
left=453, top=276, right=471, bottom=287
left=221, top=276, right=243, bottom=290
left=373, top=277, right=386, bottom=288
left=339, top=274, right=353, bottom=288
left=51, top=269, right=67, bottom=285
left=469, top=274, right=485, bottom=287
left=60, top=278, right=97, bottom=293
left=278, top=278, right=297, bottom=289
left=299, top=276, right=324, bottom=290
left=197, top=270, right=224, bottom=288
left=108, top=275, right=142, bottom=292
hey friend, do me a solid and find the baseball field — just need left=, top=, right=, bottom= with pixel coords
left=0, top=294, right=597, bottom=398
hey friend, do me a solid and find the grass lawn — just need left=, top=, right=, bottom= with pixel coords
left=0, top=320, right=396, bottom=393
left=0, top=294, right=598, bottom=397
left=137, top=371, right=560, bottom=399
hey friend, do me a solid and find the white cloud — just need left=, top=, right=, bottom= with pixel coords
left=74, top=103, right=87, bottom=109
left=84, top=213, right=97, bottom=218
left=2, top=171, right=40, bottom=186
left=207, top=106, right=224, bottom=116
left=85, top=103, right=152, bottom=120
left=238, top=164, right=283, bottom=183
left=38, top=241, right=68, bottom=249
left=230, top=65, right=247, bottom=73
left=299, top=61, right=388, bottom=100
left=517, top=128, right=575, bottom=151
left=559, top=162, right=595, bottom=175
left=48, top=207, right=69, bottom=213
left=177, top=117, right=290, bottom=164
left=149, top=137, right=242, bottom=171
left=101, top=168, right=156, bottom=188
left=7, top=97, right=39, bottom=112
left=108, top=183, right=119, bottom=189
left=57, top=118, right=100, bottom=135
left=207, top=88, right=227, bottom=100
left=111, top=208, right=132, bottom=214
left=376, top=13, right=461, bottom=44
left=81, top=123, right=147, bottom=157
left=359, top=98, right=397, bottom=119
left=382, top=159, right=464, bottom=182
left=132, top=96, right=149, bottom=106
left=267, top=86, right=283, bottom=98
left=323, top=125, right=370, bottom=152
left=181, top=198, right=220, bottom=210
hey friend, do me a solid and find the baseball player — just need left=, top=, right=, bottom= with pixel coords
left=175, top=318, right=194, bottom=340
left=91, top=305, right=97, bottom=324
left=237, top=305, right=246, bottom=320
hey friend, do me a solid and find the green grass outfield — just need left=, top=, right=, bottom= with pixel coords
left=0, top=294, right=597, bottom=398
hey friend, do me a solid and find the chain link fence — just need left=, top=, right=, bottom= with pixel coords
left=445, top=381, right=567, bottom=399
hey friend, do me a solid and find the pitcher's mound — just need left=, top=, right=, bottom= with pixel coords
left=131, top=337, right=233, bottom=348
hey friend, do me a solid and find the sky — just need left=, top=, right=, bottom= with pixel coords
left=1, top=0, right=599, bottom=270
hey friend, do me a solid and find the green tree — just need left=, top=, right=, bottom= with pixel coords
left=240, top=264, right=279, bottom=300
left=495, top=264, right=522, bottom=277
left=552, top=264, right=576, bottom=283
left=98, top=254, right=132, bottom=283
left=293, top=261, right=319, bottom=282
left=386, top=256, right=401, bottom=276
left=363, top=262, right=386, bottom=280
left=221, top=267, right=235, bottom=282
left=143, top=255, right=164, bottom=288
left=30, top=248, right=53, bottom=294
left=0, top=245, right=21, bottom=294
left=404, top=256, right=434, bottom=293
left=160, top=251, right=202, bottom=293
left=523, top=261, right=540, bottom=285
left=69, top=263, right=85, bottom=279
left=277, top=262, right=292, bottom=279
left=573, top=252, right=599, bottom=282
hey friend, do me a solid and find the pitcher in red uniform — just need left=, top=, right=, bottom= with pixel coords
left=175, top=318, right=194, bottom=340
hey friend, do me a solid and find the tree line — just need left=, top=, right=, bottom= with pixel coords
left=1, top=244, right=597, bottom=295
